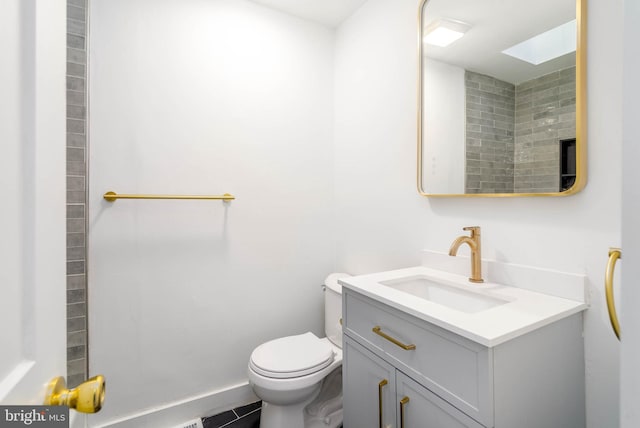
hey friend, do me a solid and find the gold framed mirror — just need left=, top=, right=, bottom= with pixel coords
left=417, top=0, right=586, bottom=197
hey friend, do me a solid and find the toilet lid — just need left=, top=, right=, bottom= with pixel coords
left=250, top=332, right=335, bottom=379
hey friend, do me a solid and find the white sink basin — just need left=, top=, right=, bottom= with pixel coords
left=338, top=265, right=588, bottom=346
left=380, top=275, right=510, bottom=313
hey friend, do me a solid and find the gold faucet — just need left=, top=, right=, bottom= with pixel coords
left=449, top=226, right=484, bottom=283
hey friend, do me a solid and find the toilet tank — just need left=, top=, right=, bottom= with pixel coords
left=324, top=273, right=350, bottom=348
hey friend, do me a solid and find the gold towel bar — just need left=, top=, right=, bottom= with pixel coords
left=103, top=191, right=235, bottom=202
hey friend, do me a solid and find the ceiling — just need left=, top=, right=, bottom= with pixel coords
left=247, top=0, right=369, bottom=27
left=422, top=0, right=576, bottom=84
left=244, top=0, right=576, bottom=84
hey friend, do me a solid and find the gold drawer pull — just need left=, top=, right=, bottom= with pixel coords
left=372, top=326, right=416, bottom=350
left=378, top=379, right=388, bottom=428
left=400, top=396, right=410, bottom=428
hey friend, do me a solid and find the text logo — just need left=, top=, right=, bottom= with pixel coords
left=0, top=406, right=68, bottom=427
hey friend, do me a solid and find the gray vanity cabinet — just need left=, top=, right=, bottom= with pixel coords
left=344, top=336, right=483, bottom=428
left=342, top=288, right=586, bottom=428
left=343, top=337, right=396, bottom=428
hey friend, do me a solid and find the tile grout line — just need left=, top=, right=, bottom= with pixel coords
left=216, top=407, right=261, bottom=428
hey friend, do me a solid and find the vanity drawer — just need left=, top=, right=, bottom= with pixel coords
left=343, top=290, right=492, bottom=426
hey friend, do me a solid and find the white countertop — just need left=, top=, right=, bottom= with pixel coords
left=338, top=266, right=588, bottom=347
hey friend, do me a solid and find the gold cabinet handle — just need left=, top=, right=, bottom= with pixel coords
left=605, top=248, right=622, bottom=340
left=400, top=396, right=410, bottom=428
left=372, top=326, right=416, bottom=350
left=378, top=379, right=388, bottom=428
left=44, top=375, right=106, bottom=413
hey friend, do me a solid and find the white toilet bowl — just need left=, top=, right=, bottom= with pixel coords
left=247, top=333, right=342, bottom=428
left=247, top=273, right=349, bottom=428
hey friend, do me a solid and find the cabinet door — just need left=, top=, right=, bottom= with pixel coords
left=344, top=336, right=396, bottom=428
left=396, top=372, right=485, bottom=428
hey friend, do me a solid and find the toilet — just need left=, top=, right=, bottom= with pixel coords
left=247, top=273, right=349, bottom=428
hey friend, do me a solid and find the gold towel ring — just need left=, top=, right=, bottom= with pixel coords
left=605, top=248, right=622, bottom=340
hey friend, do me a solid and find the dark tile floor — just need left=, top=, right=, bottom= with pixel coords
left=202, top=401, right=261, bottom=428
left=201, top=400, right=343, bottom=428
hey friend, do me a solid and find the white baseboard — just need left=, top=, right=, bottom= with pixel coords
left=92, top=382, right=258, bottom=428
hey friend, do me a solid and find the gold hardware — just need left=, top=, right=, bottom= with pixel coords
left=44, top=375, right=106, bottom=413
left=372, top=326, right=416, bottom=350
left=449, top=226, right=484, bottom=283
left=605, top=248, right=622, bottom=340
left=103, top=191, right=235, bottom=202
left=378, top=379, right=388, bottom=428
left=339, top=318, right=343, bottom=326
left=400, top=396, right=410, bottom=428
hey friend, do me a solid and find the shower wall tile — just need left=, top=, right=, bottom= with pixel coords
left=67, top=161, right=86, bottom=176
left=67, top=62, right=85, bottom=78
left=67, top=19, right=86, bottom=37
left=67, top=105, right=86, bottom=120
left=67, top=118, right=85, bottom=134
left=67, top=231, right=85, bottom=248
left=67, top=204, right=84, bottom=219
left=67, top=133, right=86, bottom=148
left=67, top=261, right=85, bottom=275
left=67, top=191, right=85, bottom=204
left=67, top=218, right=85, bottom=231
left=66, top=0, right=87, bottom=389
left=67, top=147, right=85, bottom=161
left=67, top=5, right=85, bottom=22
left=464, top=67, right=576, bottom=194
left=67, top=345, right=85, bottom=361
left=67, top=246, right=85, bottom=261
left=68, top=330, right=87, bottom=347
left=465, top=71, right=515, bottom=194
left=67, top=359, right=86, bottom=377
left=67, top=76, right=85, bottom=92
left=67, top=274, right=86, bottom=290
left=514, top=66, right=576, bottom=193
left=67, top=90, right=85, bottom=106
left=67, top=303, right=86, bottom=319
left=67, top=34, right=85, bottom=50
left=67, top=176, right=85, bottom=191
left=67, top=48, right=86, bottom=65
left=67, top=289, right=85, bottom=305
left=67, top=316, right=86, bottom=333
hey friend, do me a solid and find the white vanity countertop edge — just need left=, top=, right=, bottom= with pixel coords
left=338, top=266, right=588, bottom=348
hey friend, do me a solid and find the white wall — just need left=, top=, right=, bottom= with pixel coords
left=422, top=58, right=465, bottom=194
left=88, top=0, right=335, bottom=425
left=334, top=0, right=623, bottom=427
left=621, top=0, right=640, bottom=425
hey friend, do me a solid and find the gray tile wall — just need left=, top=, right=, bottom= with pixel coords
left=464, top=67, right=576, bottom=194
left=465, top=71, right=515, bottom=193
left=67, top=0, right=88, bottom=389
left=514, top=66, right=576, bottom=192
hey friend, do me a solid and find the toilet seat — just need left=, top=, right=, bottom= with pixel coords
left=250, top=332, right=335, bottom=379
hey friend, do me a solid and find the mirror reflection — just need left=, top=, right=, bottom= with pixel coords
left=418, top=0, right=585, bottom=196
